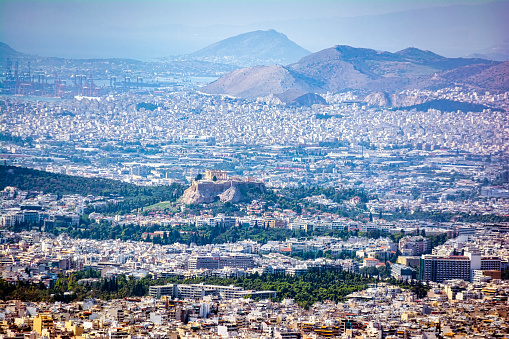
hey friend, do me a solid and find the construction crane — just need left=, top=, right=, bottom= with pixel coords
left=89, top=73, right=96, bottom=96
left=14, top=61, right=19, bottom=94
left=78, top=74, right=87, bottom=96
left=54, top=72, right=59, bottom=97
left=125, top=76, right=131, bottom=91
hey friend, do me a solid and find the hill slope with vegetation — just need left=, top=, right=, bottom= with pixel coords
left=0, top=165, right=186, bottom=214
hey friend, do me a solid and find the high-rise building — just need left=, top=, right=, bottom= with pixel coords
left=419, top=255, right=471, bottom=283
left=33, top=314, right=54, bottom=335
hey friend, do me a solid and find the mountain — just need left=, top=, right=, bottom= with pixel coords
left=468, top=39, right=509, bottom=62
left=0, top=42, right=23, bottom=57
left=4, top=2, right=506, bottom=60
left=201, top=65, right=314, bottom=97
left=184, top=29, right=311, bottom=67
left=275, top=90, right=327, bottom=106
left=0, top=42, right=28, bottom=65
left=462, top=60, right=509, bottom=92
left=264, top=2, right=509, bottom=58
left=202, top=45, right=501, bottom=98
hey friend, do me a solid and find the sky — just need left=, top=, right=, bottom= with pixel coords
left=0, top=0, right=508, bottom=60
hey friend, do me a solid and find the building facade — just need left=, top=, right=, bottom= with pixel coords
left=149, top=283, right=276, bottom=300
left=419, top=255, right=471, bottom=283
left=391, top=264, right=417, bottom=281
left=187, top=254, right=254, bottom=270
left=399, top=236, right=431, bottom=256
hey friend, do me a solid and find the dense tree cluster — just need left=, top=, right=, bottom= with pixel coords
left=394, top=99, right=501, bottom=113
left=0, top=279, right=48, bottom=302
left=0, top=270, right=430, bottom=309
left=0, top=132, right=34, bottom=147
left=387, top=208, right=509, bottom=223
left=260, top=186, right=373, bottom=215
left=136, top=102, right=159, bottom=111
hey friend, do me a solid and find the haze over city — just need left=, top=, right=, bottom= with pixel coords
left=1, top=0, right=508, bottom=59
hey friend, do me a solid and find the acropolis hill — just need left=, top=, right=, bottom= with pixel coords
left=180, top=170, right=266, bottom=204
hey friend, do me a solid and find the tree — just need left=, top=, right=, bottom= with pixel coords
left=212, top=176, right=217, bottom=182
left=195, top=173, right=203, bottom=181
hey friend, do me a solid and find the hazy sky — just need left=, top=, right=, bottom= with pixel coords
left=1, top=0, right=508, bottom=60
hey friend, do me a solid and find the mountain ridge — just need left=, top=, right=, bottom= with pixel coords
left=202, top=45, right=502, bottom=98
left=182, top=29, right=311, bottom=67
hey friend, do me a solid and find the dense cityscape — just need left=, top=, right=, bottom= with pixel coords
left=1, top=71, right=509, bottom=337
left=1, top=0, right=509, bottom=337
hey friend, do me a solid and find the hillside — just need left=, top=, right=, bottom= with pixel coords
left=0, top=42, right=27, bottom=66
left=186, top=29, right=310, bottom=67
left=1, top=165, right=135, bottom=196
left=0, top=42, right=22, bottom=57
left=202, top=65, right=314, bottom=98
left=0, top=166, right=185, bottom=214
left=463, top=60, right=509, bottom=92
left=275, top=89, right=327, bottom=106
left=434, top=60, right=509, bottom=92
left=202, top=45, right=501, bottom=98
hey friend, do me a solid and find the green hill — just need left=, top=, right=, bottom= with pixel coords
left=0, top=165, right=186, bottom=214
left=394, top=99, right=500, bottom=113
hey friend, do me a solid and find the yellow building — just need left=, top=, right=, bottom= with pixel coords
left=396, top=256, right=421, bottom=268
left=65, top=320, right=84, bottom=336
left=401, top=311, right=418, bottom=321
left=33, top=313, right=53, bottom=335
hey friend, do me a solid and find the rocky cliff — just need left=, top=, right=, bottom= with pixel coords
left=180, top=180, right=265, bottom=205
left=363, top=91, right=429, bottom=107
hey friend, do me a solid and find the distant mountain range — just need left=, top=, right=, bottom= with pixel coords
left=468, top=39, right=509, bottom=62
left=203, top=45, right=508, bottom=99
left=173, top=29, right=311, bottom=67
left=3, top=29, right=508, bottom=104
left=3, top=2, right=507, bottom=60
